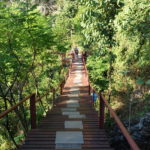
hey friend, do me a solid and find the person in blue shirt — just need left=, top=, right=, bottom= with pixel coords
left=93, top=92, right=98, bottom=103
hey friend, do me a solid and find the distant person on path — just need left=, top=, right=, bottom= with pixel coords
left=70, top=49, right=75, bottom=62
left=74, top=47, right=79, bottom=59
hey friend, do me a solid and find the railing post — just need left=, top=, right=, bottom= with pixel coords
left=30, top=93, right=36, bottom=129
left=69, top=68, right=70, bottom=77
left=67, top=69, right=69, bottom=79
left=81, top=52, right=83, bottom=63
left=88, top=84, right=91, bottom=95
left=52, top=89, right=55, bottom=106
left=60, top=82, right=64, bottom=95
left=99, top=94, right=105, bottom=129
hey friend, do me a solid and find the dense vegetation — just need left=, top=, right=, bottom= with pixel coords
left=0, top=0, right=149, bottom=150
left=78, top=0, right=150, bottom=117
left=0, top=1, right=70, bottom=149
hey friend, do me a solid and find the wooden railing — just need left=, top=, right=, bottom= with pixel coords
left=82, top=56, right=140, bottom=150
left=0, top=64, right=71, bottom=129
left=0, top=86, right=60, bottom=130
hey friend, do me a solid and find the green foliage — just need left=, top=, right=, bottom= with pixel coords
left=114, top=0, right=150, bottom=82
left=0, top=1, right=70, bottom=149
left=14, top=133, right=25, bottom=145
left=73, top=0, right=120, bottom=93
left=0, top=0, right=149, bottom=149
left=79, top=0, right=120, bottom=49
left=87, top=55, right=109, bottom=91
left=76, top=0, right=149, bottom=99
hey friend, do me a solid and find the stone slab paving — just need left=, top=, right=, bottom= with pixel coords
left=70, top=91, right=80, bottom=94
left=61, top=108, right=77, bottom=112
left=55, top=131, right=84, bottom=149
left=55, top=55, right=85, bottom=149
left=69, top=114, right=86, bottom=119
left=73, top=81, right=82, bottom=84
left=62, top=111, right=80, bottom=116
left=73, top=79, right=81, bottom=81
left=67, top=94, right=78, bottom=97
left=74, top=70, right=82, bottom=73
left=66, top=100, right=79, bottom=104
left=67, top=103, right=80, bottom=108
left=67, top=96, right=80, bottom=100
left=64, top=121, right=83, bottom=129
left=74, top=75, right=82, bottom=78
left=69, top=87, right=80, bottom=91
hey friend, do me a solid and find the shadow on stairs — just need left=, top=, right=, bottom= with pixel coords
left=17, top=56, right=113, bottom=150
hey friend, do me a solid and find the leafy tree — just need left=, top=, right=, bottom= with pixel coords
left=0, top=1, right=70, bottom=149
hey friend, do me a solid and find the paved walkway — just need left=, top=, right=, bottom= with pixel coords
left=18, top=55, right=113, bottom=150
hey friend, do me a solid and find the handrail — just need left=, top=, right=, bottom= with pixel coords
left=82, top=55, right=140, bottom=150
left=0, top=93, right=35, bottom=119
left=0, top=89, right=56, bottom=120
left=101, top=95, right=140, bottom=150
left=0, top=63, right=71, bottom=124
left=0, top=58, right=71, bottom=149
left=0, top=84, right=63, bottom=123
left=0, top=84, right=63, bottom=129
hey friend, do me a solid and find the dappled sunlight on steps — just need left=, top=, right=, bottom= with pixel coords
left=17, top=55, right=113, bottom=150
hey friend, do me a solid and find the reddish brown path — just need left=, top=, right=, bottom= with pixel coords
left=18, top=55, right=113, bottom=150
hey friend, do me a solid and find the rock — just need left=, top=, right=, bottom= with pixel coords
left=108, top=113, right=150, bottom=150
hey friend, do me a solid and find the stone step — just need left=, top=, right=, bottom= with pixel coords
left=64, top=121, right=83, bottom=129
left=55, top=131, right=84, bottom=149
